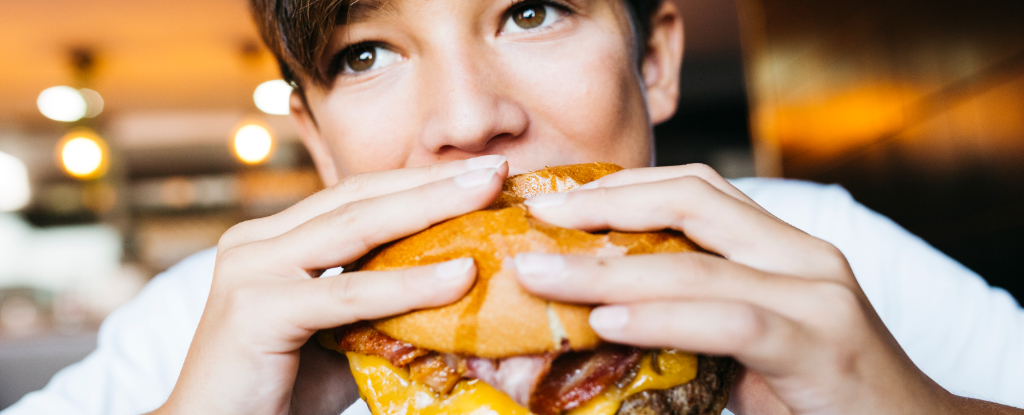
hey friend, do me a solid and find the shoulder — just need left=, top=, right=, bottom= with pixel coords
left=108, top=247, right=217, bottom=332
left=147, top=247, right=218, bottom=297
left=91, top=247, right=219, bottom=407
left=102, top=247, right=217, bottom=348
left=2, top=248, right=219, bottom=415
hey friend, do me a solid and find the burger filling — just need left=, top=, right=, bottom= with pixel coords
left=329, top=323, right=693, bottom=415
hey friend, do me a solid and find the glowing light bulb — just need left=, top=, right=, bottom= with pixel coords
left=253, top=80, right=293, bottom=115
left=0, top=151, right=31, bottom=212
left=58, top=130, right=107, bottom=178
left=38, top=86, right=88, bottom=122
left=234, top=124, right=273, bottom=164
left=81, top=88, right=105, bottom=118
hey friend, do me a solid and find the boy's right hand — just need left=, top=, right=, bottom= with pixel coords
left=155, top=155, right=509, bottom=415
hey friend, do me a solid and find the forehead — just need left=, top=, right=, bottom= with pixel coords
left=338, top=0, right=633, bottom=26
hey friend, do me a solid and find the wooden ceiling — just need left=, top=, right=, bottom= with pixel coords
left=0, top=0, right=280, bottom=124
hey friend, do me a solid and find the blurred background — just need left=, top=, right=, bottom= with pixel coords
left=0, top=0, right=1022, bottom=409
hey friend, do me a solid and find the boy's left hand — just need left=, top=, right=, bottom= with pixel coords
left=515, top=164, right=959, bottom=415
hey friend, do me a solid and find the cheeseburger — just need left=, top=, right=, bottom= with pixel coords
left=319, top=163, right=740, bottom=415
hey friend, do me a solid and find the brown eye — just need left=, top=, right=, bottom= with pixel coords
left=512, top=4, right=547, bottom=30
left=346, top=45, right=376, bottom=73
left=336, top=44, right=401, bottom=76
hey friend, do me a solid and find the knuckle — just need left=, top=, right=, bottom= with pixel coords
left=809, top=280, right=862, bottom=328
left=602, top=168, right=636, bottom=186
left=324, top=202, right=362, bottom=232
left=329, top=274, right=365, bottom=307
left=674, top=174, right=713, bottom=194
left=591, top=186, right=612, bottom=202
left=814, top=280, right=857, bottom=306
left=333, top=172, right=371, bottom=196
left=215, top=243, right=249, bottom=270
left=397, top=269, right=423, bottom=296
left=670, top=254, right=712, bottom=285
left=218, top=220, right=258, bottom=250
left=686, top=163, right=720, bottom=180
left=815, top=240, right=852, bottom=276
left=723, top=304, right=768, bottom=349
left=663, top=176, right=709, bottom=222
left=424, top=161, right=450, bottom=179
left=412, top=183, right=442, bottom=226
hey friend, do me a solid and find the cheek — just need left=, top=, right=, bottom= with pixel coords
left=315, top=75, right=421, bottom=176
left=501, top=25, right=651, bottom=166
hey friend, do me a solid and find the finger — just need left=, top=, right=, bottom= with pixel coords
left=280, top=258, right=476, bottom=330
left=588, top=301, right=810, bottom=377
left=220, top=155, right=508, bottom=250
left=514, top=252, right=818, bottom=319
left=574, top=164, right=772, bottom=216
left=525, top=177, right=839, bottom=277
left=244, top=166, right=505, bottom=271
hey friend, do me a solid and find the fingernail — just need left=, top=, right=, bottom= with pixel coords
left=574, top=181, right=600, bottom=191
left=590, top=306, right=630, bottom=331
left=436, top=258, right=474, bottom=281
left=465, top=155, right=507, bottom=170
left=524, top=193, right=567, bottom=209
left=454, top=168, right=497, bottom=188
left=514, top=253, right=565, bottom=281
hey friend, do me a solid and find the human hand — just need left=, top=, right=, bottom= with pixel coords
left=153, top=155, right=509, bottom=415
left=513, top=164, right=963, bottom=415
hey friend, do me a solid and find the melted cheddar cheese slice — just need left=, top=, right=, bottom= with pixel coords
left=346, top=350, right=697, bottom=415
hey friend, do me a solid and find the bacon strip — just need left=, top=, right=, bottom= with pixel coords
left=529, top=344, right=642, bottom=415
left=465, top=355, right=555, bottom=407
left=334, top=323, right=429, bottom=367
left=410, top=354, right=462, bottom=394
left=333, top=324, right=641, bottom=415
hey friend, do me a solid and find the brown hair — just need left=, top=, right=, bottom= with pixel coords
left=250, top=0, right=663, bottom=88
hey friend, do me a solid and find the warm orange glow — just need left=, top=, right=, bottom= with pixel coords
left=763, top=85, right=920, bottom=156
left=233, top=123, right=274, bottom=164
left=57, top=128, right=108, bottom=179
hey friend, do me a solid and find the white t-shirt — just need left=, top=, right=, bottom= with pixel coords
left=5, top=178, right=1023, bottom=414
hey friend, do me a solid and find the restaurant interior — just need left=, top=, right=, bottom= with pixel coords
left=1, top=0, right=1022, bottom=408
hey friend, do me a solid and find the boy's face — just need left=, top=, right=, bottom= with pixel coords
left=291, top=0, right=683, bottom=182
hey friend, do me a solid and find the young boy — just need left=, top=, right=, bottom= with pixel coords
left=5, top=0, right=1023, bottom=414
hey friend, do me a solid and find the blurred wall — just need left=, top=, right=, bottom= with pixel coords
left=656, top=0, right=753, bottom=178
left=740, top=0, right=1024, bottom=300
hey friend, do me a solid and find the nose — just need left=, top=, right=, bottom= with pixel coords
left=418, top=42, right=529, bottom=155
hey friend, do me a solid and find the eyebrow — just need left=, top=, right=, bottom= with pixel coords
left=341, top=0, right=400, bottom=25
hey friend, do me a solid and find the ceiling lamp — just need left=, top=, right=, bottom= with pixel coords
left=58, top=128, right=108, bottom=179
left=38, top=86, right=88, bottom=122
left=80, top=88, right=105, bottom=118
left=253, top=80, right=293, bottom=115
left=233, top=123, right=274, bottom=164
left=0, top=151, right=31, bottom=212
left=38, top=50, right=105, bottom=122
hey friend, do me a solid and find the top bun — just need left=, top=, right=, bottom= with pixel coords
left=356, top=163, right=699, bottom=358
